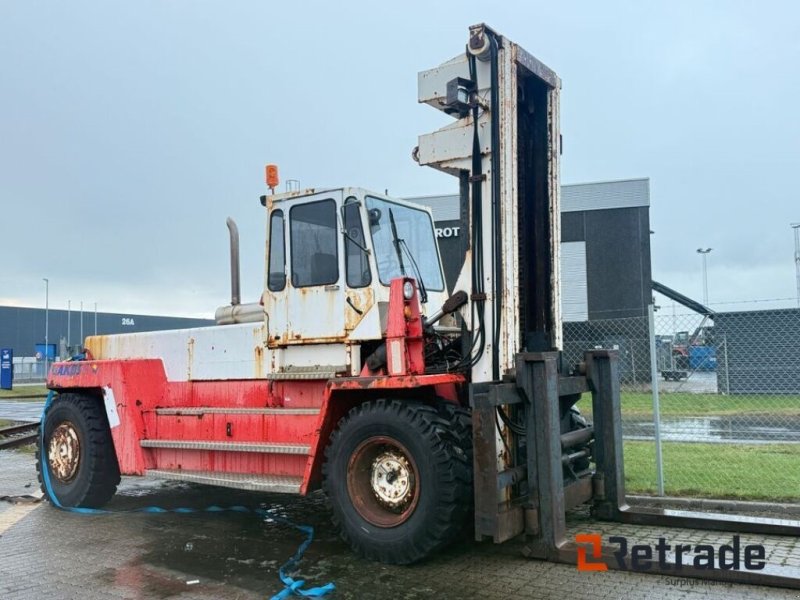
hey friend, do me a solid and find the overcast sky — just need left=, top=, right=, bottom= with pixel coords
left=1, top=1, right=799, bottom=318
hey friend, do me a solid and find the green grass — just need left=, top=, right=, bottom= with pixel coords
left=623, top=440, right=800, bottom=502
left=0, top=385, right=48, bottom=400
left=575, top=392, right=800, bottom=418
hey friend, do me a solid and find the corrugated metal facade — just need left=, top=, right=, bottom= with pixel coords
left=560, top=242, right=588, bottom=321
left=561, top=178, right=650, bottom=213
left=411, top=178, right=651, bottom=220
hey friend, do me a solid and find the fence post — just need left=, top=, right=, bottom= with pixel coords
left=722, top=333, right=730, bottom=395
left=648, top=304, right=665, bottom=496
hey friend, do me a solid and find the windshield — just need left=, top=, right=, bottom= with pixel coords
left=365, top=196, right=445, bottom=291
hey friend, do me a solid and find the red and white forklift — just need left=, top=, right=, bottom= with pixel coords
left=41, top=24, right=800, bottom=587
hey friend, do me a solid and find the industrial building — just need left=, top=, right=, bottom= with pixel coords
left=409, top=177, right=653, bottom=322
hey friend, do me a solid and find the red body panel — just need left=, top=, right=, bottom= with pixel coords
left=48, top=359, right=166, bottom=475
left=385, top=278, right=425, bottom=376
left=47, top=358, right=467, bottom=493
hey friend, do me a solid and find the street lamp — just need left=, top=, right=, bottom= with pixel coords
left=696, top=248, right=712, bottom=306
left=43, top=278, right=49, bottom=378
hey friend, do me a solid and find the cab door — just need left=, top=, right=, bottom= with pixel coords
left=277, top=191, right=346, bottom=343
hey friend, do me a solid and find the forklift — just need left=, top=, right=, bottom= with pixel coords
left=40, top=23, right=799, bottom=588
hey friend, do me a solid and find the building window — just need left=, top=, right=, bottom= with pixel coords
left=344, top=198, right=371, bottom=288
left=268, top=210, right=286, bottom=291
left=290, top=199, right=338, bottom=287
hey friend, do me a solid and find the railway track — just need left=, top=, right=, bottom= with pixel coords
left=0, top=421, right=39, bottom=450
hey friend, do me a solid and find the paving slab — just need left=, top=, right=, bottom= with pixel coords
left=0, top=450, right=798, bottom=599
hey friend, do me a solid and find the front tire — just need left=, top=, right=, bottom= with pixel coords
left=36, top=392, right=121, bottom=508
left=322, top=400, right=471, bottom=564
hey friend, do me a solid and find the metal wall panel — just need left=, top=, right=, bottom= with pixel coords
left=560, top=242, right=589, bottom=322
left=561, top=178, right=650, bottom=213
left=409, top=178, right=650, bottom=220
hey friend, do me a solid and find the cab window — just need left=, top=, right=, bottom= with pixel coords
left=290, top=199, right=338, bottom=287
left=267, top=210, right=285, bottom=291
left=344, top=199, right=371, bottom=288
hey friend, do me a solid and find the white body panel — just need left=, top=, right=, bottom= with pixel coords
left=86, top=323, right=267, bottom=381
left=86, top=323, right=354, bottom=382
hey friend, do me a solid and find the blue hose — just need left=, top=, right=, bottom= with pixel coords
left=40, top=389, right=335, bottom=599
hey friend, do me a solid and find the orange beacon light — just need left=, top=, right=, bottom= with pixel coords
left=266, top=164, right=279, bottom=192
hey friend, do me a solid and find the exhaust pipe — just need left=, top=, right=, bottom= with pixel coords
left=215, top=217, right=263, bottom=324
left=226, top=217, right=241, bottom=306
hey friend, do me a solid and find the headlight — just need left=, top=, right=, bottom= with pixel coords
left=403, top=281, right=414, bottom=300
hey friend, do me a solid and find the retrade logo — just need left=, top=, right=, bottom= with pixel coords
left=576, top=534, right=608, bottom=571
left=575, top=534, right=766, bottom=572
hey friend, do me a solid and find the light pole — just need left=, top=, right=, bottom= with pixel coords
left=696, top=248, right=712, bottom=306
left=43, top=278, right=49, bottom=377
left=793, top=223, right=800, bottom=308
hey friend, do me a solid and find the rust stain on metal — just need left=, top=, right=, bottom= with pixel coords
left=280, top=334, right=348, bottom=346
left=254, top=344, right=264, bottom=377
left=330, top=373, right=466, bottom=391
left=85, top=335, right=110, bottom=360
left=344, top=287, right=374, bottom=331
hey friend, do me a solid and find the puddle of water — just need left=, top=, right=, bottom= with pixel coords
left=104, top=481, right=346, bottom=596
left=623, top=415, right=800, bottom=443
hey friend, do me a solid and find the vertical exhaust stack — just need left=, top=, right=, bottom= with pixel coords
left=215, top=217, right=262, bottom=324
left=226, top=217, right=241, bottom=306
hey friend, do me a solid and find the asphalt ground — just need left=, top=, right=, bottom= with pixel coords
left=1, top=450, right=799, bottom=599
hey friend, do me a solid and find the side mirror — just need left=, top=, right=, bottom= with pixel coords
left=368, top=208, right=382, bottom=229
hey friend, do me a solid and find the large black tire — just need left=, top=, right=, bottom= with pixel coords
left=322, top=400, right=471, bottom=564
left=36, top=392, right=120, bottom=508
left=435, top=400, right=473, bottom=467
left=435, top=400, right=474, bottom=528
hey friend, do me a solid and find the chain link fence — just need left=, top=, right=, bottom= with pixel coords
left=11, top=357, right=48, bottom=383
left=565, top=306, right=800, bottom=503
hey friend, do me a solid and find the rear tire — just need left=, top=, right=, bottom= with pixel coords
left=36, top=392, right=121, bottom=508
left=323, top=400, right=471, bottom=564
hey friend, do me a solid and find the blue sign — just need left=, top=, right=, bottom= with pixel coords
left=1, top=348, right=12, bottom=390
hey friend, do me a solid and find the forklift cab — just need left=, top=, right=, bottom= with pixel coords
left=262, top=187, right=449, bottom=349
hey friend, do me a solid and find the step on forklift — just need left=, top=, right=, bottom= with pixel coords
left=41, top=23, right=800, bottom=589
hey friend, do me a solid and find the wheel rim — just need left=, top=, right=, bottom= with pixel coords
left=48, top=421, right=81, bottom=483
left=347, top=436, right=420, bottom=528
